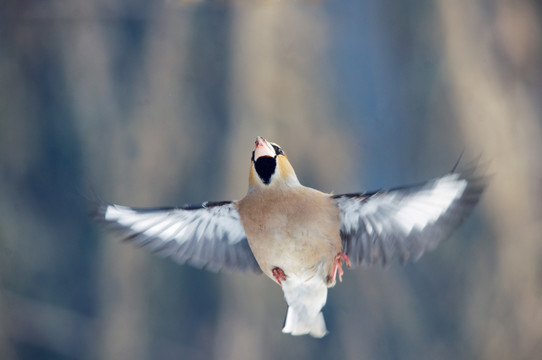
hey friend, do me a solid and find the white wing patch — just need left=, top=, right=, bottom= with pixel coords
left=103, top=204, right=247, bottom=245
left=362, top=175, right=468, bottom=234
left=95, top=201, right=260, bottom=273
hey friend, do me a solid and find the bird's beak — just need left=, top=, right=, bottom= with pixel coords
left=254, top=136, right=275, bottom=161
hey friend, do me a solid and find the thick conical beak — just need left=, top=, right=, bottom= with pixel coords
left=254, top=136, right=275, bottom=160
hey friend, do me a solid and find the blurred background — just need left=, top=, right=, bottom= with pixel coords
left=1, top=0, right=542, bottom=359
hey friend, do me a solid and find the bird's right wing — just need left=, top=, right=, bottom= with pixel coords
left=93, top=200, right=261, bottom=273
left=333, top=168, right=486, bottom=266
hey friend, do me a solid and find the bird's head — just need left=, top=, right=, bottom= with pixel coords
left=249, top=136, right=300, bottom=190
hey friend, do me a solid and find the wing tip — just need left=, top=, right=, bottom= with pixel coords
left=88, top=194, right=111, bottom=223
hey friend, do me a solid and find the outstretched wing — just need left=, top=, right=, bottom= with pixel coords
left=93, top=200, right=261, bottom=273
left=333, top=168, right=486, bottom=266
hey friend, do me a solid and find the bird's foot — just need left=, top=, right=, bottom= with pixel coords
left=333, top=252, right=351, bottom=282
left=272, top=267, right=287, bottom=285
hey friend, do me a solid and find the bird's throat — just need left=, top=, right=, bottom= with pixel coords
left=254, top=156, right=276, bottom=185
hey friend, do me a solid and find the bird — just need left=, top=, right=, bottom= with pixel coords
left=93, top=136, right=486, bottom=338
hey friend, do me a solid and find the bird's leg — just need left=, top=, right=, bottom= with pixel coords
left=272, top=267, right=287, bottom=285
left=333, top=252, right=351, bottom=282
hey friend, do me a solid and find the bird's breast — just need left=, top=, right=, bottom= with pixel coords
left=238, top=187, right=342, bottom=280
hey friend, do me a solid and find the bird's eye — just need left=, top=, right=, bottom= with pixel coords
left=272, top=145, right=284, bottom=156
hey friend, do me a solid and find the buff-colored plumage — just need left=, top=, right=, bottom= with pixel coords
left=239, top=184, right=342, bottom=286
left=238, top=136, right=345, bottom=336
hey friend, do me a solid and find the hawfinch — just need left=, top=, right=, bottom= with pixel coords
left=94, top=136, right=485, bottom=338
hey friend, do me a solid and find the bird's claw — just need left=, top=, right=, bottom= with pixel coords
left=272, top=267, right=287, bottom=285
left=333, top=252, right=351, bottom=282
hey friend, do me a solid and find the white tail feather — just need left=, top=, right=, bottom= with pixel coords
left=281, top=274, right=329, bottom=338
left=282, top=306, right=327, bottom=338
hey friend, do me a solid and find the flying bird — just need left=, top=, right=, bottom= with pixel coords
left=93, top=136, right=486, bottom=338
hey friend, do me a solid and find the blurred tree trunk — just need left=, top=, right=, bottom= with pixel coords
left=215, top=3, right=352, bottom=359
left=72, top=4, right=236, bottom=358
left=73, top=8, right=202, bottom=359
left=66, top=23, right=152, bottom=360
left=437, top=1, right=542, bottom=358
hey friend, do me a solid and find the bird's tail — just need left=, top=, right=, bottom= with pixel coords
left=281, top=275, right=329, bottom=338
left=282, top=305, right=327, bottom=338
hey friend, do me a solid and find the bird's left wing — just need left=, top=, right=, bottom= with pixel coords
left=333, top=168, right=486, bottom=266
left=93, top=200, right=261, bottom=273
